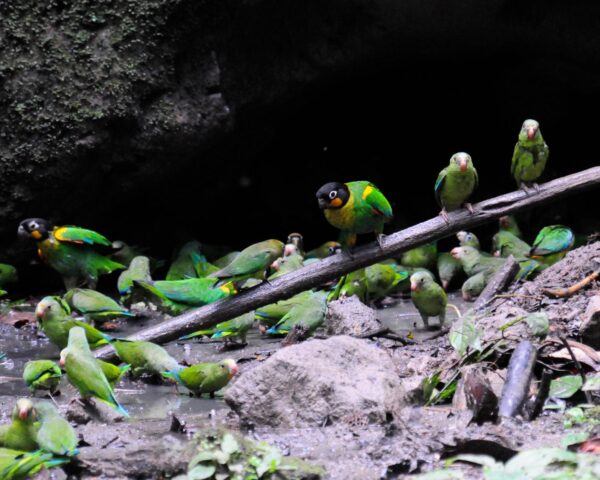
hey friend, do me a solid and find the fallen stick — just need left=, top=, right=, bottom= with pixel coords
left=473, top=256, right=520, bottom=311
left=559, top=335, right=593, bottom=404
left=95, top=167, right=600, bottom=360
left=498, top=341, right=538, bottom=418
left=542, top=271, right=599, bottom=298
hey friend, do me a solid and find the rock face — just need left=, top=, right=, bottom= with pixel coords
left=225, top=335, right=407, bottom=428
left=326, top=296, right=381, bottom=336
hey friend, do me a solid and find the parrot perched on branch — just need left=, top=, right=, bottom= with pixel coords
left=435, top=152, right=478, bottom=222
left=511, top=119, right=549, bottom=191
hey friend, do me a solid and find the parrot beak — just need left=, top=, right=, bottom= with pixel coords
left=526, top=126, right=537, bottom=140
left=17, top=225, right=29, bottom=240
left=493, top=250, right=501, bottom=257
left=59, top=356, right=65, bottom=368
left=223, top=359, right=239, bottom=377
left=283, top=244, right=296, bottom=257
left=410, top=281, right=418, bottom=292
left=442, top=280, right=449, bottom=291
left=258, top=324, right=267, bottom=334
left=451, top=247, right=461, bottom=259
left=318, top=198, right=329, bottom=210
left=499, top=216, right=509, bottom=228
left=270, top=258, right=281, bottom=270
left=459, top=158, right=468, bottom=172
left=35, top=304, right=47, bottom=318
left=19, top=407, right=29, bottom=420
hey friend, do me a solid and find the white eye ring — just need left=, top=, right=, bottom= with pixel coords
left=29, top=222, right=38, bottom=230
left=329, top=191, right=337, bottom=199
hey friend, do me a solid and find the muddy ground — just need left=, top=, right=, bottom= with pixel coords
left=2, top=244, right=600, bottom=479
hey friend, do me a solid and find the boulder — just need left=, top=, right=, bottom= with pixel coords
left=225, top=335, right=407, bottom=428
left=326, top=296, right=381, bottom=336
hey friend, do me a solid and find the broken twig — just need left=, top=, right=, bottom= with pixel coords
left=499, top=341, right=538, bottom=418
left=542, top=271, right=599, bottom=298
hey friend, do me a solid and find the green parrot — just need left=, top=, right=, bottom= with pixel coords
left=437, top=252, right=464, bottom=291
left=327, top=269, right=368, bottom=303
left=117, top=256, right=152, bottom=297
left=35, top=296, right=111, bottom=350
left=109, top=240, right=146, bottom=267
left=450, top=246, right=505, bottom=277
left=461, top=270, right=493, bottom=301
left=110, top=339, right=180, bottom=377
left=400, top=242, right=438, bottom=270
left=0, top=399, right=39, bottom=451
left=492, top=230, right=531, bottom=258
left=255, top=290, right=313, bottom=327
left=435, top=152, right=478, bottom=222
left=162, top=359, right=238, bottom=397
left=0, top=264, right=18, bottom=289
left=285, top=232, right=305, bottom=257
left=96, top=360, right=131, bottom=387
left=456, top=231, right=482, bottom=250
left=0, top=448, right=67, bottom=479
left=305, top=241, right=341, bottom=260
left=179, top=311, right=255, bottom=344
left=34, top=402, right=79, bottom=457
left=511, top=119, right=549, bottom=191
left=22, top=360, right=62, bottom=395
left=61, top=327, right=128, bottom=416
left=529, top=225, right=574, bottom=266
left=135, top=277, right=234, bottom=314
left=212, top=239, right=284, bottom=284
left=267, top=291, right=328, bottom=336
left=410, top=271, right=447, bottom=329
left=17, top=218, right=124, bottom=289
left=64, top=288, right=134, bottom=324
left=365, top=263, right=408, bottom=300
left=316, top=181, right=393, bottom=249
left=166, top=240, right=203, bottom=280
left=499, top=215, right=522, bottom=239
left=268, top=253, right=304, bottom=280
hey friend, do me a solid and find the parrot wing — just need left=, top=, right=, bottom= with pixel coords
left=54, top=226, right=112, bottom=247
left=531, top=226, right=574, bottom=255
left=434, top=168, right=448, bottom=207
left=363, top=183, right=393, bottom=219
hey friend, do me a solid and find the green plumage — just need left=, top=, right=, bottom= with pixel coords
left=63, top=327, right=128, bottom=416
left=136, top=277, right=233, bottom=313
left=0, top=264, right=18, bottom=289
left=118, top=256, right=152, bottom=296
left=268, top=253, right=304, bottom=280
left=35, top=402, right=78, bottom=457
left=37, top=225, right=123, bottom=290
left=166, top=241, right=203, bottom=280
left=180, top=311, right=255, bottom=343
left=64, top=288, right=134, bottom=324
left=437, top=252, right=464, bottom=291
left=213, top=239, right=284, bottom=283
left=511, top=119, right=549, bottom=188
left=213, top=251, right=240, bottom=269
left=499, top=215, right=522, bottom=239
left=435, top=153, right=478, bottom=214
left=35, top=296, right=110, bottom=350
left=96, top=360, right=131, bottom=387
left=305, top=241, right=341, bottom=260
left=451, top=246, right=505, bottom=277
left=492, top=231, right=531, bottom=258
left=457, top=231, right=482, bottom=250
left=22, top=360, right=61, bottom=394
left=162, top=359, right=237, bottom=396
left=0, top=448, right=67, bottom=479
left=255, top=290, right=313, bottom=326
left=461, top=270, right=493, bottom=301
left=267, top=291, right=328, bottom=335
left=400, top=243, right=438, bottom=270
left=365, top=263, right=407, bottom=300
left=0, top=399, right=39, bottom=452
left=410, top=272, right=447, bottom=329
left=111, top=339, right=179, bottom=377
left=529, top=225, right=574, bottom=266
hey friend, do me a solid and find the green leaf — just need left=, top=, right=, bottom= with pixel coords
left=422, top=372, right=441, bottom=403
left=213, top=449, right=230, bottom=465
left=190, top=451, right=216, bottom=466
left=188, top=463, right=217, bottom=480
left=449, top=315, right=481, bottom=357
left=561, top=431, right=589, bottom=448
left=525, top=312, right=549, bottom=337
left=583, top=374, right=600, bottom=391
left=446, top=454, right=499, bottom=469
left=221, top=433, right=240, bottom=455
left=549, top=375, right=583, bottom=399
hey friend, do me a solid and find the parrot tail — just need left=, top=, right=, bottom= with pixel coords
left=179, top=329, right=213, bottom=340
left=161, top=369, right=184, bottom=385
left=212, top=331, right=233, bottom=339
left=103, top=394, right=129, bottom=417
left=91, top=255, right=126, bottom=275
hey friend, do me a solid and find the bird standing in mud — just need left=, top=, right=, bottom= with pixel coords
left=511, top=119, right=549, bottom=192
left=435, top=152, right=478, bottom=222
left=410, top=271, right=447, bottom=329
left=18, top=218, right=124, bottom=289
left=162, top=359, right=238, bottom=397
left=316, top=181, right=393, bottom=249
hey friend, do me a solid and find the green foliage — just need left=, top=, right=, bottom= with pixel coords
left=448, top=313, right=482, bottom=357
left=173, top=431, right=324, bottom=480
left=524, top=312, right=549, bottom=337
left=549, top=375, right=583, bottom=399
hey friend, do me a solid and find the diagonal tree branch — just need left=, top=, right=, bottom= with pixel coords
left=96, top=166, right=600, bottom=360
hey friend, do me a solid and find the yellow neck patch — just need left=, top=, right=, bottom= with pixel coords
left=361, top=185, right=374, bottom=200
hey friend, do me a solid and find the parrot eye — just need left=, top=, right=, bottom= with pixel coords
left=329, top=190, right=337, bottom=200
left=28, top=222, right=38, bottom=230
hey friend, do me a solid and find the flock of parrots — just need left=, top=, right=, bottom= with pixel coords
left=0, top=118, right=579, bottom=477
